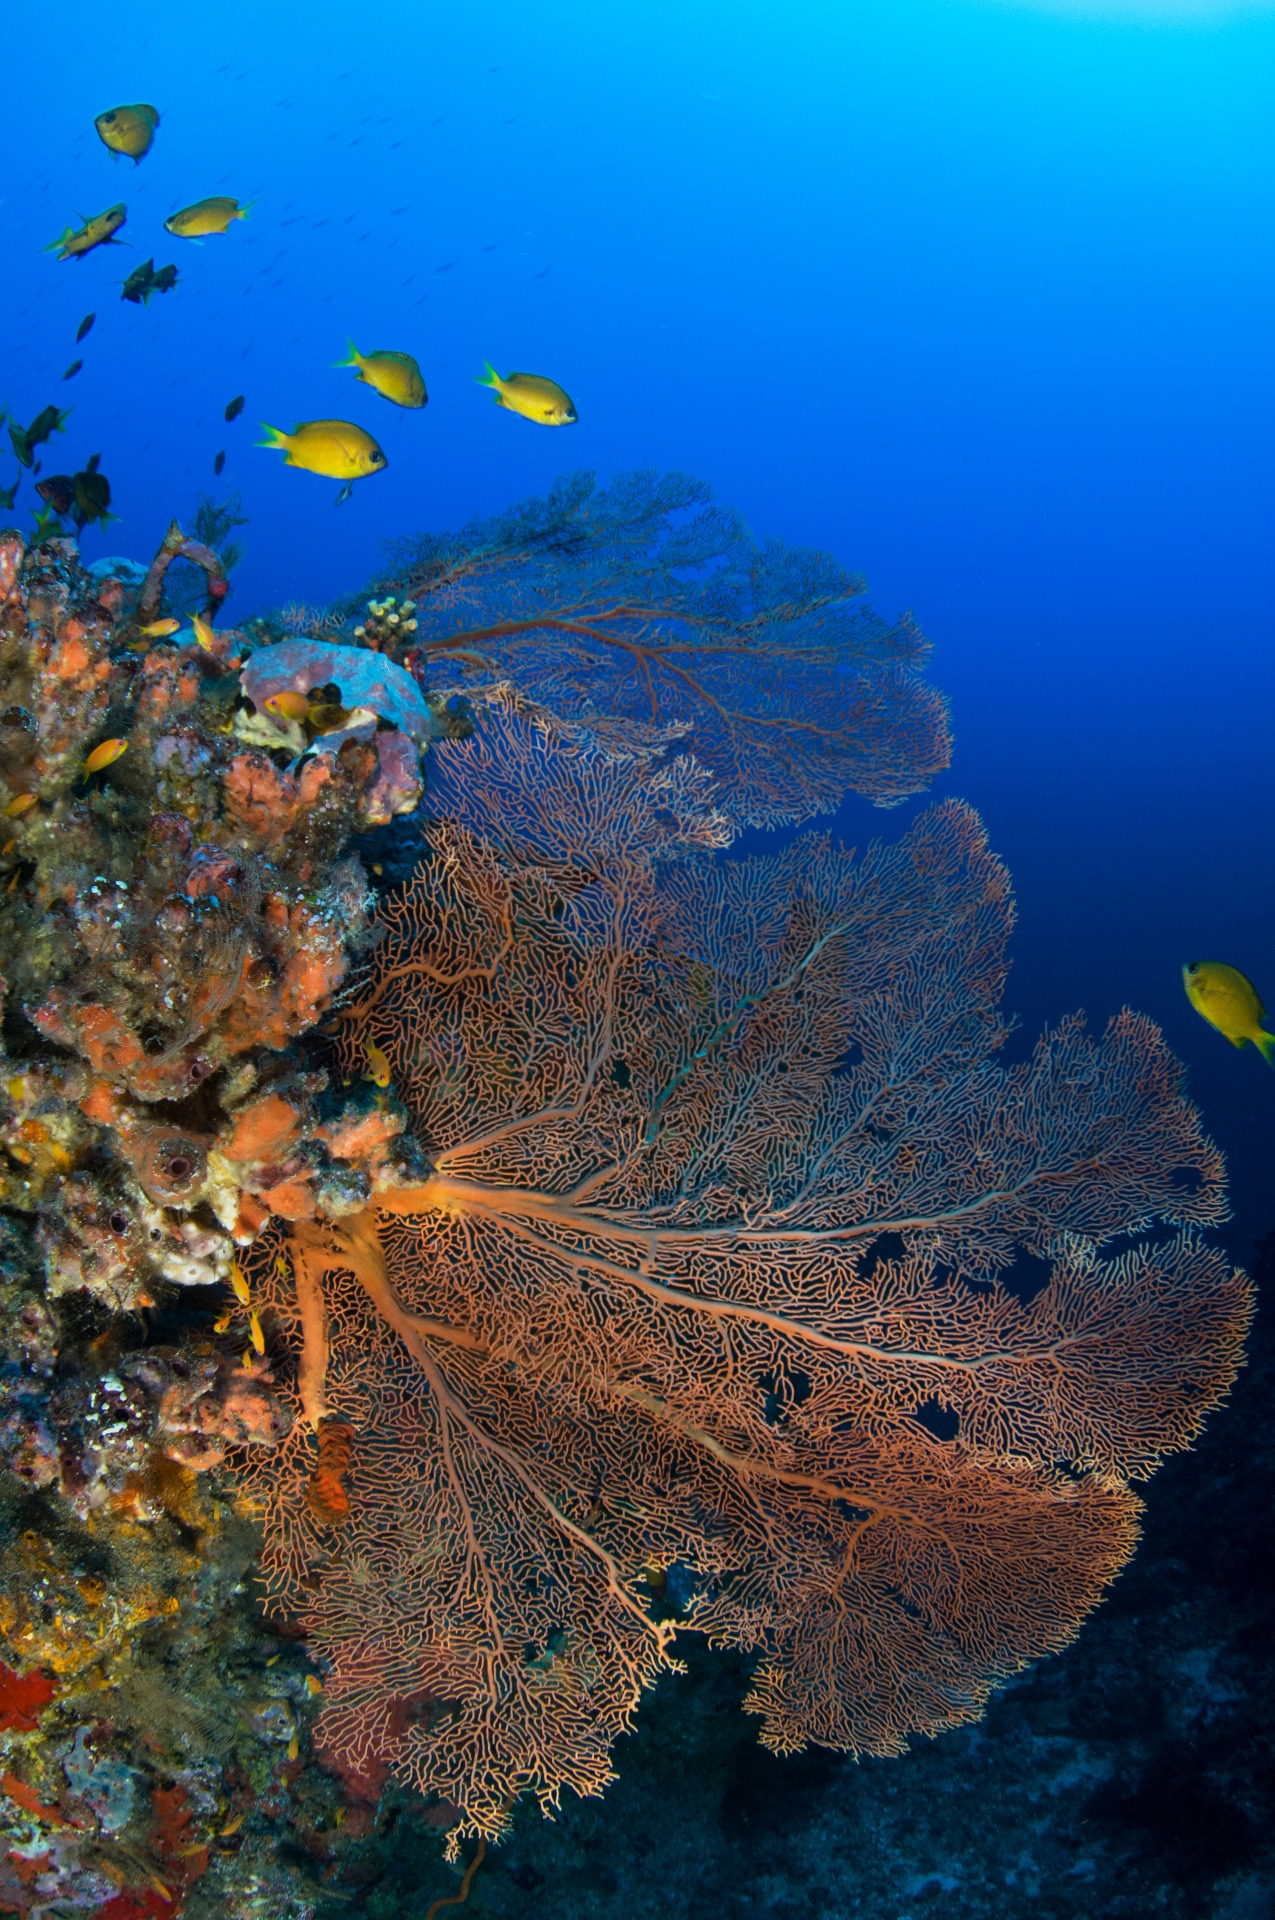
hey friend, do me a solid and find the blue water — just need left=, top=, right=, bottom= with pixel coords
left=4, top=0, right=1272, bottom=1250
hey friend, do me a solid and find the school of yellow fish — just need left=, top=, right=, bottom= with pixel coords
left=53, top=103, right=577, bottom=507
left=25, top=103, right=1275, bottom=1069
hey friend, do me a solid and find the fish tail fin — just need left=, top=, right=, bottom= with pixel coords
left=256, top=424, right=290, bottom=452
left=43, top=231, right=73, bottom=254
left=237, top=201, right=255, bottom=220
left=1255, top=1028, right=1275, bottom=1068
left=475, top=360, right=501, bottom=389
left=335, top=339, right=362, bottom=369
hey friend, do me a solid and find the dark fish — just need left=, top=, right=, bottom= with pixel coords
left=10, top=405, right=70, bottom=469
left=121, top=259, right=179, bottom=306
left=121, top=258, right=156, bottom=304
left=224, top=395, right=245, bottom=422
left=214, top=450, right=226, bottom=476
left=63, top=360, right=83, bottom=380
left=76, top=313, right=96, bottom=342
left=72, top=458, right=114, bottom=531
left=0, top=480, right=18, bottom=512
left=36, top=475, right=76, bottom=515
left=27, top=405, right=70, bottom=447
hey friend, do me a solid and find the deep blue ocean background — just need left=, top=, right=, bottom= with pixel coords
left=4, top=0, right=1271, bottom=1248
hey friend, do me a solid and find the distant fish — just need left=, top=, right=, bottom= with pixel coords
left=46, top=203, right=127, bottom=261
left=364, top=1038, right=392, bottom=1088
left=76, top=313, right=96, bottom=343
left=1183, top=961, right=1275, bottom=1065
left=335, top=341, right=427, bottom=409
left=63, top=360, right=83, bottom=380
left=0, top=479, right=17, bottom=512
left=137, top=617, right=181, bottom=638
left=94, top=103, right=159, bottom=162
left=224, top=395, right=245, bottom=422
left=256, top=418, right=386, bottom=504
left=214, top=450, right=226, bottom=476
left=476, top=361, right=577, bottom=426
left=165, top=196, right=252, bottom=238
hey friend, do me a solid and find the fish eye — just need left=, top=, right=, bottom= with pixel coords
left=1187, top=962, right=1199, bottom=973
left=371, top=450, right=385, bottom=464
left=103, top=111, right=116, bottom=122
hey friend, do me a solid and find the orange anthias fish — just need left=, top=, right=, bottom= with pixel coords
left=264, top=690, right=310, bottom=724
left=364, top=1038, right=392, bottom=1088
left=83, top=738, right=128, bottom=774
left=138, top=617, right=181, bottom=638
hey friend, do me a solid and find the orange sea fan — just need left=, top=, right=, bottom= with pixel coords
left=236, top=694, right=1251, bottom=1851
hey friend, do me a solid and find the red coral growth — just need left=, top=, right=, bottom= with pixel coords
left=238, top=700, right=1253, bottom=1850
left=148, top=1782, right=208, bottom=1898
left=0, top=1661, right=56, bottom=1732
left=92, top=1891, right=171, bottom=1920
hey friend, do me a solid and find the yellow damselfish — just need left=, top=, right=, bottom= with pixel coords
left=257, top=419, right=386, bottom=503
left=365, top=1039, right=392, bottom=1088
left=94, top=104, right=159, bottom=162
left=337, top=342, right=427, bottom=409
left=1183, top=961, right=1274, bottom=1065
left=46, top=205, right=127, bottom=261
left=165, top=196, right=252, bottom=239
left=476, top=361, right=577, bottom=426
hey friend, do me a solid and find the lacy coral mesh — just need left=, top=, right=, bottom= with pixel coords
left=236, top=695, right=1251, bottom=1850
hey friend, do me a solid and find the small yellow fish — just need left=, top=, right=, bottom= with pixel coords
left=476, top=361, right=577, bottom=426
left=3, top=794, right=37, bottom=818
left=229, top=1260, right=251, bottom=1305
left=287, top=1734, right=299, bottom=1762
left=94, top=104, right=159, bottom=163
left=1183, top=961, right=1275, bottom=1065
left=83, top=738, right=128, bottom=774
left=138, top=617, right=181, bottom=638
left=365, top=1038, right=392, bottom=1088
left=249, top=1308, right=266, bottom=1355
left=257, top=419, right=386, bottom=502
left=165, top=196, right=252, bottom=239
left=336, top=342, right=427, bottom=409
left=1, top=838, right=15, bottom=856
left=264, top=690, right=311, bottom=724
left=213, top=1310, right=234, bottom=1334
left=304, top=1674, right=322, bottom=1695
left=274, top=1253, right=290, bottom=1277
left=189, top=613, right=217, bottom=651
left=47, top=204, right=127, bottom=261
left=219, top=1812, right=247, bottom=1837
